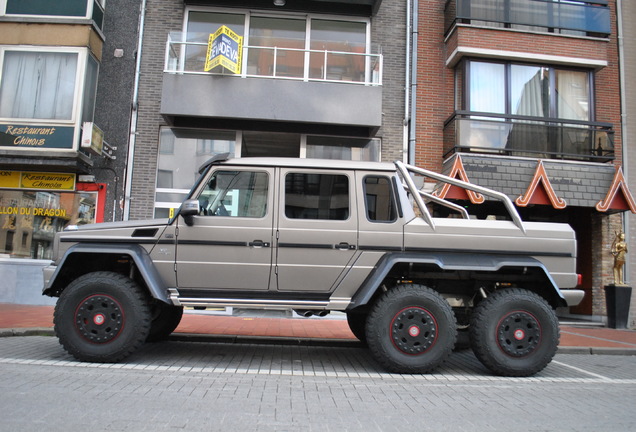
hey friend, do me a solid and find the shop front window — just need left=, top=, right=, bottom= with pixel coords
left=0, top=189, right=98, bottom=260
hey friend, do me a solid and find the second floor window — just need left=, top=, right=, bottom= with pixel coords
left=467, top=60, right=591, bottom=122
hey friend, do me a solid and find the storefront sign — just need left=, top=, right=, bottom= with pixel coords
left=205, top=25, right=243, bottom=74
left=0, top=124, right=75, bottom=150
left=81, top=122, right=104, bottom=156
left=0, top=171, right=76, bottom=192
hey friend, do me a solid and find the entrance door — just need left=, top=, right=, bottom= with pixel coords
left=175, top=168, right=275, bottom=291
left=275, top=168, right=358, bottom=292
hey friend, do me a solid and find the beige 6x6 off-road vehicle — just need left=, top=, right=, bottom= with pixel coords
left=43, top=154, right=583, bottom=376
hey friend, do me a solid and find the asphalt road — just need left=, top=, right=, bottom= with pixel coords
left=1, top=336, right=635, bottom=431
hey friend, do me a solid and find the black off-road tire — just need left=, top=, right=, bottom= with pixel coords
left=366, top=284, right=457, bottom=374
left=54, top=271, right=151, bottom=362
left=346, top=311, right=368, bottom=344
left=147, top=302, right=184, bottom=342
left=470, top=288, right=559, bottom=377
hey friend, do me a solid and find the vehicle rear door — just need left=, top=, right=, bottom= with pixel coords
left=275, top=167, right=358, bottom=292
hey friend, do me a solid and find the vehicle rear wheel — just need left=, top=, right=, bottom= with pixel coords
left=346, top=311, right=367, bottom=343
left=470, top=288, right=559, bottom=377
left=54, top=271, right=151, bottom=362
left=366, top=284, right=456, bottom=374
left=147, top=302, right=184, bottom=342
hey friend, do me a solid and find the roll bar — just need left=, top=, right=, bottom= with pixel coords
left=394, top=161, right=526, bottom=234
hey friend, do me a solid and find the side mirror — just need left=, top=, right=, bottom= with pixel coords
left=180, top=199, right=199, bottom=226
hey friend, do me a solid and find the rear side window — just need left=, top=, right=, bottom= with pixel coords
left=364, top=176, right=397, bottom=222
left=285, top=173, right=349, bottom=220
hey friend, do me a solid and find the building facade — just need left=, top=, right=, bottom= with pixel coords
left=623, top=0, right=636, bottom=327
left=419, top=0, right=632, bottom=320
left=126, top=0, right=406, bottom=221
left=0, top=0, right=138, bottom=303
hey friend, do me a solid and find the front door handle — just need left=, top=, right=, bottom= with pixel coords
left=335, top=242, right=356, bottom=250
left=249, top=240, right=270, bottom=248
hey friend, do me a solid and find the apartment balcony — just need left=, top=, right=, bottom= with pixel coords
left=161, top=33, right=383, bottom=135
left=443, top=112, right=614, bottom=163
left=445, top=0, right=610, bottom=37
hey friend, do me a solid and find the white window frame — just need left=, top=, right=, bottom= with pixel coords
left=0, top=46, right=93, bottom=152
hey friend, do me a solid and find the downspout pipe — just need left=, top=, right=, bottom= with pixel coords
left=616, top=0, right=629, bottom=283
left=408, top=0, right=419, bottom=165
left=124, top=0, right=147, bottom=220
left=403, top=0, right=411, bottom=163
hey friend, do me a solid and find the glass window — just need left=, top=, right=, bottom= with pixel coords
left=467, top=60, right=591, bottom=121
left=81, top=55, right=99, bottom=124
left=364, top=176, right=397, bottom=222
left=468, top=62, right=505, bottom=114
left=185, top=12, right=245, bottom=71
left=510, top=65, right=549, bottom=117
left=0, top=51, right=78, bottom=120
left=183, top=11, right=369, bottom=82
left=285, top=173, right=349, bottom=220
left=248, top=17, right=305, bottom=78
left=197, top=171, right=268, bottom=218
left=0, top=189, right=98, bottom=259
left=6, top=0, right=88, bottom=17
left=154, top=128, right=236, bottom=218
left=310, top=19, right=367, bottom=82
left=556, top=69, right=589, bottom=121
left=306, top=136, right=380, bottom=161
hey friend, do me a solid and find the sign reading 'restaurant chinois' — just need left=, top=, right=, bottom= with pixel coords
left=0, top=124, right=75, bottom=149
left=0, top=171, right=76, bottom=191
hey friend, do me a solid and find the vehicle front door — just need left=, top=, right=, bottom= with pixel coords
left=175, top=167, right=275, bottom=291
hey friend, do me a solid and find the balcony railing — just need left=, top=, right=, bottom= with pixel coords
left=165, top=32, right=382, bottom=86
left=444, top=112, right=614, bottom=162
left=445, top=0, right=610, bottom=37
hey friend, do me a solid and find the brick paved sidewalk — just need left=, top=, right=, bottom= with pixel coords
left=1, top=303, right=635, bottom=352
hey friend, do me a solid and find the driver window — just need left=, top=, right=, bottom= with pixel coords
left=198, top=170, right=269, bottom=218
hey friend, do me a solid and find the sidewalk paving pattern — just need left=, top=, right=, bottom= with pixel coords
left=1, top=303, right=635, bottom=354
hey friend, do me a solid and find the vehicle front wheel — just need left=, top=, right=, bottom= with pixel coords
left=366, top=284, right=456, bottom=374
left=54, top=271, right=151, bottom=362
left=470, top=288, right=559, bottom=377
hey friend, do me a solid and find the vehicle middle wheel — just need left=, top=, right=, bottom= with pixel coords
left=366, top=284, right=457, bottom=374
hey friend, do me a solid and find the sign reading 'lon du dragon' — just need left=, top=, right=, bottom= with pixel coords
left=205, top=25, right=243, bottom=74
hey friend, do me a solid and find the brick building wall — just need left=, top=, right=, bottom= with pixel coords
left=128, top=0, right=183, bottom=220
left=372, top=0, right=407, bottom=163
left=623, top=0, right=636, bottom=328
left=128, top=0, right=408, bottom=220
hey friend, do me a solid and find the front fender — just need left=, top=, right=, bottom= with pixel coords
left=43, top=243, right=170, bottom=303
left=347, top=252, right=569, bottom=310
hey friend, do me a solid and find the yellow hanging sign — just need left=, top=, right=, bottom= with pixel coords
left=205, top=25, right=243, bottom=74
